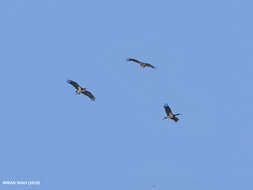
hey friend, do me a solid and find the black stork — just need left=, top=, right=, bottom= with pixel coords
left=163, top=104, right=181, bottom=122
left=67, top=80, right=95, bottom=101
left=126, top=58, right=155, bottom=69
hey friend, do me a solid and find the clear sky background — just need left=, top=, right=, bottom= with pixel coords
left=0, top=0, right=252, bottom=190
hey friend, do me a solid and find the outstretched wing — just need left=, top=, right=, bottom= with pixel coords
left=126, top=58, right=143, bottom=64
left=67, top=80, right=80, bottom=90
left=82, top=90, right=95, bottom=101
left=172, top=116, right=179, bottom=122
left=145, top=63, right=155, bottom=69
left=164, top=104, right=172, bottom=116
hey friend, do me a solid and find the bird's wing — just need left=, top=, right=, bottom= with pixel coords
left=126, top=58, right=143, bottom=64
left=145, top=63, right=155, bottom=69
left=164, top=104, right=172, bottom=115
left=83, top=90, right=95, bottom=101
left=67, top=80, right=80, bottom=90
left=172, top=116, right=179, bottom=122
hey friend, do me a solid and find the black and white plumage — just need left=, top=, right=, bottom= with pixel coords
left=163, top=104, right=181, bottom=122
left=126, top=58, right=155, bottom=69
left=67, top=80, right=95, bottom=101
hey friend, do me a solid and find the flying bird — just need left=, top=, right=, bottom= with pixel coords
left=163, top=104, right=181, bottom=122
left=67, top=80, right=95, bottom=101
left=126, top=58, right=155, bottom=69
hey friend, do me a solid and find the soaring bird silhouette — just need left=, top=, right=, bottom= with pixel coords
left=67, top=80, right=95, bottom=101
left=126, top=58, right=155, bottom=69
left=163, top=104, right=181, bottom=122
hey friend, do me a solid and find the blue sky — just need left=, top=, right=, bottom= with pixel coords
left=0, top=0, right=252, bottom=189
